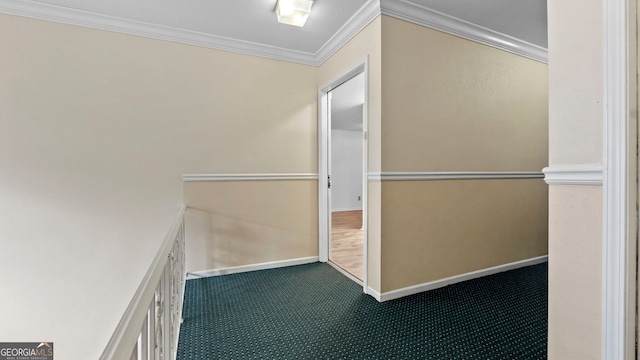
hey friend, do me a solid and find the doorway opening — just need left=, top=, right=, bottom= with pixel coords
left=329, top=73, right=365, bottom=280
left=318, top=59, right=368, bottom=292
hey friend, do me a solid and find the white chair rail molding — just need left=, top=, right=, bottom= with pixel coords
left=541, top=166, right=604, bottom=185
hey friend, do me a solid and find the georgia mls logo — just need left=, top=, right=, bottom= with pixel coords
left=0, top=342, right=53, bottom=360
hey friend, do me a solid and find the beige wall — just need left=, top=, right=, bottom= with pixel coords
left=381, top=16, right=549, bottom=172
left=184, top=181, right=318, bottom=271
left=318, top=16, right=383, bottom=291
left=379, top=16, right=549, bottom=292
left=547, top=0, right=604, bottom=359
left=381, top=180, right=548, bottom=291
left=0, top=13, right=316, bottom=359
left=547, top=2, right=602, bottom=167
left=179, top=50, right=317, bottom=174
left=547, top=186, right=603, bottom=359
left=174, top=16, right=318, bottom=275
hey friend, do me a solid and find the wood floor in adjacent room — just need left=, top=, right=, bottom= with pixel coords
left=330, top=210, right=363, bottom=280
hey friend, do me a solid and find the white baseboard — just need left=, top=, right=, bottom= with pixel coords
left=186, top=256, right=319, bottom=279
left=331, top=207, right=363, bottom=212
left=327, top=261, right=363, bottom=286
left=366, top=287, right=382, bottom=302
left=368, top=255, right=548, bottom=302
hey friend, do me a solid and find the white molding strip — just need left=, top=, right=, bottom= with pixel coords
left=368, top=255, right=548, bottom=303
left=542, top=166, right=604, bottom=185
left=331, top=207, right=364, bottom=212
left=100, top=205, right=186, bottom=360
left=367, top=171, right=544, bottom=181
left=0, top=0, right=319, bottom=65
left=314, top=0, right=381, bottom=64
left=367, top=287, right=383, bottom=302
left=186, top=256, right=319, bottom=279
left=602, top=0, right=629, bottom=357
left=380, top=0, right=548, bottom=63
left=183, top=173, right=319, bottom=182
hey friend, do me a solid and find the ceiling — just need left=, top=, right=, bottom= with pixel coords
left=2, top=0, right=547, bottom=64
left=332, top=73, right=366, bottom=132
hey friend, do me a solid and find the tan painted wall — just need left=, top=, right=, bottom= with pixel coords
left=179, top=50, right=317, bottom=174
left=318, top=16, right=383, bottom=291
left=0, top=13, right=316, bottom=359
left=184, top=181, right=318, bottom=271
left=379, top=16, right=549, bottom=292
left=381, top=179, right=548, bottom=291
left=547, top=0, right=604, bottom=358
left=381, top=16, right=549, bottom=172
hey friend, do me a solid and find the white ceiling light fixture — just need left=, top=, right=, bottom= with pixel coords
left=275, top=0, right=315, bottom=27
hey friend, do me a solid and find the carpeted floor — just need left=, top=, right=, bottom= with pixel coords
left=177, top=262, right=547, bottom=359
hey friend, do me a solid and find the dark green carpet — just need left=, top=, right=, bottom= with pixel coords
left=177, top=262, right=547, bottom=359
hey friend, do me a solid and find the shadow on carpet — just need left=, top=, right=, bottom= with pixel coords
left=177, top=262, right=547, bottom=359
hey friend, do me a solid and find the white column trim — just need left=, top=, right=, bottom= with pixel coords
left=380, top=0, right=547, bottom=63
left=367, top=171, right=544, bottom=181
left=542, top=166, right=604, bottom=185
left=182, top=173, right=319, bottom=182
left=602, top=0, right=629, bottom=358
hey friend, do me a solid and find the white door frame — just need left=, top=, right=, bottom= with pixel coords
left=318, top=57, right=369, bottom=294
left=601, top=0, right=637, bottom=358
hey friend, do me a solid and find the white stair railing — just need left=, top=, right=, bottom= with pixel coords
left=101, top=206, right=186, bottom=360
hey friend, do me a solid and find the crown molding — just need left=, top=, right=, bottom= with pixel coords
left=0, top=0, right=546, bottom=66
left=380, top=0, right=548, bottom=64
left=0, top=0, right=320, bottom=65
left=314, top=0, right=381, bottom=65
